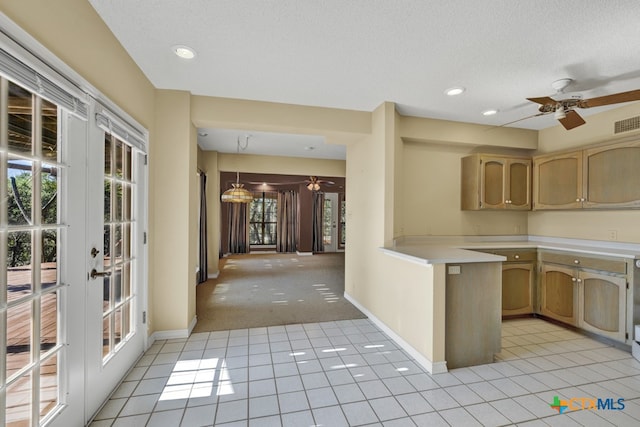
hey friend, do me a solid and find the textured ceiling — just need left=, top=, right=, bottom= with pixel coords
left=89, top=0, right=640, bottom=158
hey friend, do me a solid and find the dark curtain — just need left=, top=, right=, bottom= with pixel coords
left=277, top=191, right=298, bottom=252
left=312, top=192, right=325, bottom=252
left=197, top=173, right=208, bottom=283
left=228, top=203, right=250, bottom=253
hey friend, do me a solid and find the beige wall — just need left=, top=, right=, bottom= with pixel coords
left=401, top=141, right=530, bottom=236
left=397, top=116, right=536, bottom=238
left=191, top=95, right=371, bottom=146
left=217, top=153, right=346, bottom=177
left=530, top=103, right=640, bottom=243
left=153, top=90, right=198, bottom=331
left=345, top=103, right=447, bottom=366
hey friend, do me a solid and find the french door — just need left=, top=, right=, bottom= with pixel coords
left=322, top=193, right=339, bottom=252
left=1, top=77, right=147, bottom=425
left=83, top=112, right=147, bottom=420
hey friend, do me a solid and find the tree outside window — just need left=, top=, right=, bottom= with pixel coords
left=249, top=192, right=277, bottom=245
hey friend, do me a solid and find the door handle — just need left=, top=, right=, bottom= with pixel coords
left=90, top=269, right=112, bottom=280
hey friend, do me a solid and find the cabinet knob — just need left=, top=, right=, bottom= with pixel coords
left=577, top=278, right=582, bottom=283
left=576, top=198, right=581, bottom=202
left=571, top=277, right=577, bottom=282
left=573, top=259, right=580, bottom=264
left=514, top=254, right=520, bottom=259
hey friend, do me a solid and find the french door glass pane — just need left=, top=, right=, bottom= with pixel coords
left=7, top=160, right=33, bottom=226
left=6, top=372, right=32, bottom=426
left=2, top=77, right=65, bottom=426
left=102, top=133, right=136, bottom=363
left=39, top=353, right=58, bottom=421
left=340, top=199, right=346, bottom=245
left=323, top=199, right=332, bottom=245
left=8, top=82, right=33, bottom=154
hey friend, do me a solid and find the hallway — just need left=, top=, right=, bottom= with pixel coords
left=194, top=253, right=364, bottom=332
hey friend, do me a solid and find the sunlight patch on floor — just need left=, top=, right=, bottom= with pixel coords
left=159, top=357, right=235, bottom=401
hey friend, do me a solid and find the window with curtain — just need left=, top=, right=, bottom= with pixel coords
left=249, top=191, right=277, bottom=245
left=339, top=195, right=346, bottom=247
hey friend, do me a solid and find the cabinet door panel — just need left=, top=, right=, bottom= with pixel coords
left=533, top=152, right=582, bottom=210
left=580, top=273, right=626, bottom=342
left=502, top=263, right=533, bottom=316
left=482, top=159, right=505, bottom=207
left=585, top=142, right=640, bottom=208
left=538, top=158, right=579, bottom=205
left=541, top=265, right=577, bottom=325
left=508, top=160, right=531, bottom=208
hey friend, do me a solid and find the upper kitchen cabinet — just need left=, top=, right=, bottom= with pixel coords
left=534, top=138, right=640, bottom=210
left=533, top=150, right=583, bottom=210
left=583, top=139, right=640, bottom=209
left=461, top=154, right=531, bottom=210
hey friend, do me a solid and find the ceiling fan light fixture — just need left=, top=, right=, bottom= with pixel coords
left=307, top=182, right=320, bottom=191
left=221, top=183, right=253, bottom=203
left=554, top=107, right=567, bottom=120
left=445, top=86, right=465, bottom=96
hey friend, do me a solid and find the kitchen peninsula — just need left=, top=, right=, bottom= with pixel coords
left=380, top=235, right=640, bottom=374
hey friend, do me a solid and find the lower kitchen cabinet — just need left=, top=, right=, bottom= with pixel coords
left=477, top=249, right=535, bottom=317
left=540, top=264, right=579, bottom=326
left=502, top=262, right=534, bottom=316
left=539, top=250, right=629, bottom=343
left=472, top=246, right=635, bottom=345
left=580, top=271, right=627, bottom=342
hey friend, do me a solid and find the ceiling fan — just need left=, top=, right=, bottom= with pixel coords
left=513, top=79, right=640, bottom=130
left=304, top=176, right=335, bottom=191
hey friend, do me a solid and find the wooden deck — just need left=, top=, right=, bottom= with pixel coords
left=6, top=262, right=59, bottom=425
left=7, top=262, right=58, bottom=378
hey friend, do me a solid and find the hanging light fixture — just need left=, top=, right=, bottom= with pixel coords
left=221, top=136, right=253, bottom=203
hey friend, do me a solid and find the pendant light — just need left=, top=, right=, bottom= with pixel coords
left=221, top=136, right=253, bottom=203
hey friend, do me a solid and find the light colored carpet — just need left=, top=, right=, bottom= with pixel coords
left=194, top=252, right=366, bottom=332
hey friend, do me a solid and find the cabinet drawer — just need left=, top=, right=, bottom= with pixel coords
left=539, top=251, right=626, bottom=274
left=479, top=249, right=536, bottom=262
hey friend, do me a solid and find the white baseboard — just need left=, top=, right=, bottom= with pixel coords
left=150, top=315, right=198, bottom=341
left=208, top=270, right=219, bottom=279
left=344, top=292, right=447, bottom=374
left=296, top=251, right=313, bottom=256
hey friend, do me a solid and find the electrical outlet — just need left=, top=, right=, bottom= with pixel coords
left=607, top=230, right=618, bottom=241
left=448, top=265, right=461, bottom=275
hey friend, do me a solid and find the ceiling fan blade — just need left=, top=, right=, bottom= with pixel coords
left=491, top=112, right=548, bottom=129
left=558, top=110, right=586, bottom=130
left=526, top=96, right=557, bottom=105
left=580, top=89, right=640, bottom=108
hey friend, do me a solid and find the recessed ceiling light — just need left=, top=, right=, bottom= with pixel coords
left=482, top=109, right=499, bottom=116
left=445, top=87, right=465, bottom=96
left=173, top=45, right=196, bottom=59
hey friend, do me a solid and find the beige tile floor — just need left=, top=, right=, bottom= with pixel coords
left=89, top=318, right=640, bottom=426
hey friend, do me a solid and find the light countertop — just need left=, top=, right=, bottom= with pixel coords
left=381, top=235, right=640, bottom=265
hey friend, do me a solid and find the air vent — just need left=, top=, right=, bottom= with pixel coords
left=614, top=116, right=640, bottom=134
